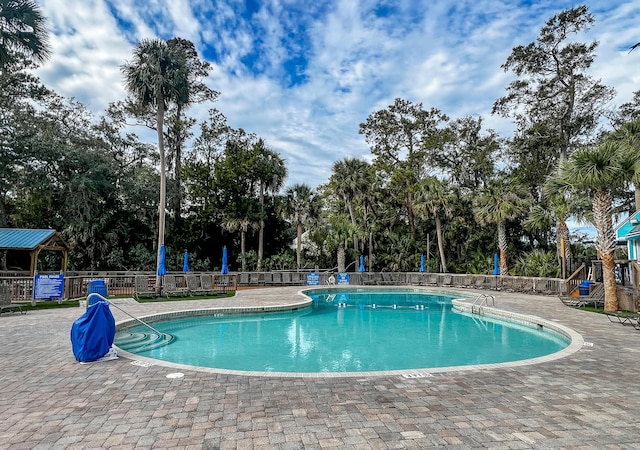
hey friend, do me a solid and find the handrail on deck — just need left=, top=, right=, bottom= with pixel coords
left=564, top=263, right=586, bottom=295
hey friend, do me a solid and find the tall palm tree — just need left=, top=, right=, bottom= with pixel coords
left=415, top=176, right=454, bottom=272
left=330, top=158, right=370, bottom=270
left=524, top=192, right=589, bottom=265
left=254, top=140, right=287, bottom=271
left=0, top=0, right=50, bottom=69
left=122, top=39, right=189, bottom=291
left=325, top=215, right=354, bottom=273
left=281, top=184, right=317, bottom=270
left=223, top=200, right=260, bottom=272
left=546, top=141, right=640, bottom=312
left=473, top=178, right=530, bottom=275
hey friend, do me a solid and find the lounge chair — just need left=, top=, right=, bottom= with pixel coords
left=272, top=272, right=283, bottom=285
left=0, top=284, right=25, bottom=315
left=186, top=275, right=205, bottom=295
left=200, top=275, right=216, bottom=294
left=162, top=275, right=187, bottom=297
left=606, top=310, right=639, bottom=326
left=560, top=283, right=604, bottom=308
left=134, top=275, right=155, bottom=300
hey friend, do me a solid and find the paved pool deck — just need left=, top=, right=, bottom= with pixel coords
left=1, top=286, right=639, bottom=449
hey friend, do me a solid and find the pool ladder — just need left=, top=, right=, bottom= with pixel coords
left=471, top=293, right=495, bottom=315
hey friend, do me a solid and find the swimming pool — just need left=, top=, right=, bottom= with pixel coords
left=114, top=288, right=575, bottom=375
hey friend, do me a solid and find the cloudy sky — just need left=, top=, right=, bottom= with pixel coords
left=35, top=0, right=640, bottom=192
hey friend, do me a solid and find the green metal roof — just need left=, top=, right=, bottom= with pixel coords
left=0, top=228, right=57, bottom=250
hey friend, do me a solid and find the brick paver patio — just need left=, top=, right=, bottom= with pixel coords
left=1, top=286, right=639, bottom=449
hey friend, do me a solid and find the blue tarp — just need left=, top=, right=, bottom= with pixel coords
left=70, top=301, right=116, bottom=362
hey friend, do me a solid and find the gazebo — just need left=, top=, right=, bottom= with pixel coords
left=0, top=228, right=71, bottom=275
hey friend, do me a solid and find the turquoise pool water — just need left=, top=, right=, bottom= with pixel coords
left=114, top=288, right=570, bottom=373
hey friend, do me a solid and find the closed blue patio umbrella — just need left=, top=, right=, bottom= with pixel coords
left=157, top=245, right=167, bottom=276
left=183, top=251, right=189, bottom=272
left=420, top=254, right=425, bottom=273
left=359, top=255, right=365, bottom=272
left=493, top=253, right=500, bottom=275
left=221, top=246, right=229, bottom=274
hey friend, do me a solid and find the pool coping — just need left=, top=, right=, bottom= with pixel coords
left=112, top=287, right=584, bottom=378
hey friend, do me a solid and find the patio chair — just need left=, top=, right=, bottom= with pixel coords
left=200, top=275, right=216, bottom=294
left=186, top=275, right=205, bottom=295
left=560, top=283, right=604, bottom=308
left=0, top=284, right=25, bottom=315
left=606, top=310, right=639, bottom=326
left=134, top=275, right=155, bottom=300
left=162, top=275, right=187, bottom=297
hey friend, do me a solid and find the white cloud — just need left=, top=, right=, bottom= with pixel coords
left=32, top=0, right=640, bottom=196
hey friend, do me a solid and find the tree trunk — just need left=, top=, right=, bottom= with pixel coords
left=435, top=216, right=447, bottom=273
left=602, top=251, right=618, bottom=313
left=155, top=99, right=166, bottom=295
left=593, top=190, right=618, bottom=312
left=557, top=219, right=572, bottom=259
left=635, top=183, right=640, bottom=212
left=406, top=189, right=416, bottom=242
left=368, top=230, right=373, bottom=272
left=347, top=200, right=359, bottom=272
left=497, top=222, right=508, bottom=275
left=337, top=245, right=345, bottom=273
left=257, top=185, right=264, bottom=271
left=172, top=104, right=184, bottom=232
left=296, top=223, right=302, bottom=270
left=240, top=229, right=246, bottom=272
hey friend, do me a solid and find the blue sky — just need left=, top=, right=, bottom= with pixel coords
left=35, top=0, right=640, bottom=201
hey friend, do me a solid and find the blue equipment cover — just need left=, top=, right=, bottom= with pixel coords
left=70, top=301, right=116, bottom=362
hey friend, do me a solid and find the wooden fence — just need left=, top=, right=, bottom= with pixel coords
left=2, top=269, right=639, bottom=309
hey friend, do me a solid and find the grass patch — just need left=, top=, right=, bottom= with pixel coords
left=576, top=305, right=604, bottom=313
left=135, top=292, right=235, bottom=303
left=15, top=291, right=236, bottom=310
left=19, top=300, right=80, bottom=310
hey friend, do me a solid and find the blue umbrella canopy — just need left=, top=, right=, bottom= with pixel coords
left=493, top=253, right=500, bottom=275
left=420, top=254, right=425, bottom=273
left=221, top=246, right=229, bottom=274
left=359, top=255, right=365, bottom=272
left=183, top=251, right=189, bottom=272
left=157, top=245, right=167, bottom=276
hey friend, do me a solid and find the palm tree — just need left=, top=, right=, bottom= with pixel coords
left=473, top=178, right=530, bottom=275
left=223, top=200, right=260, bottom=272
left=281, top=184, right=317, bottom=270
left=254, top=140, right=287, bottom=271
left=546, top=141, right=640, bottom=312
left=0, top=0, right=50, bottom=69
left=524, top=192, right=589, bottom=268
left=325, top=215, right=354, bottom=273
left=610, top=119, right=640, bottom=210
left=330, top=158, right=370, bottom=270
left=122, top=39, right=189, bottom=291
left=415, top=176, right=453, bottom=272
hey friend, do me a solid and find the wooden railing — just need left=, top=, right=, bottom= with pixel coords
left=564, top=263, right=587, bottom=296
left=0, top=272, right=238, bottom=303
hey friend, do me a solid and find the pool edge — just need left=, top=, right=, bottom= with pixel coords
left=112, top=289, right=585, bottom=378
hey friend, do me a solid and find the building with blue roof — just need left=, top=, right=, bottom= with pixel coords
left=0, top=229, right=70, bottom=275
